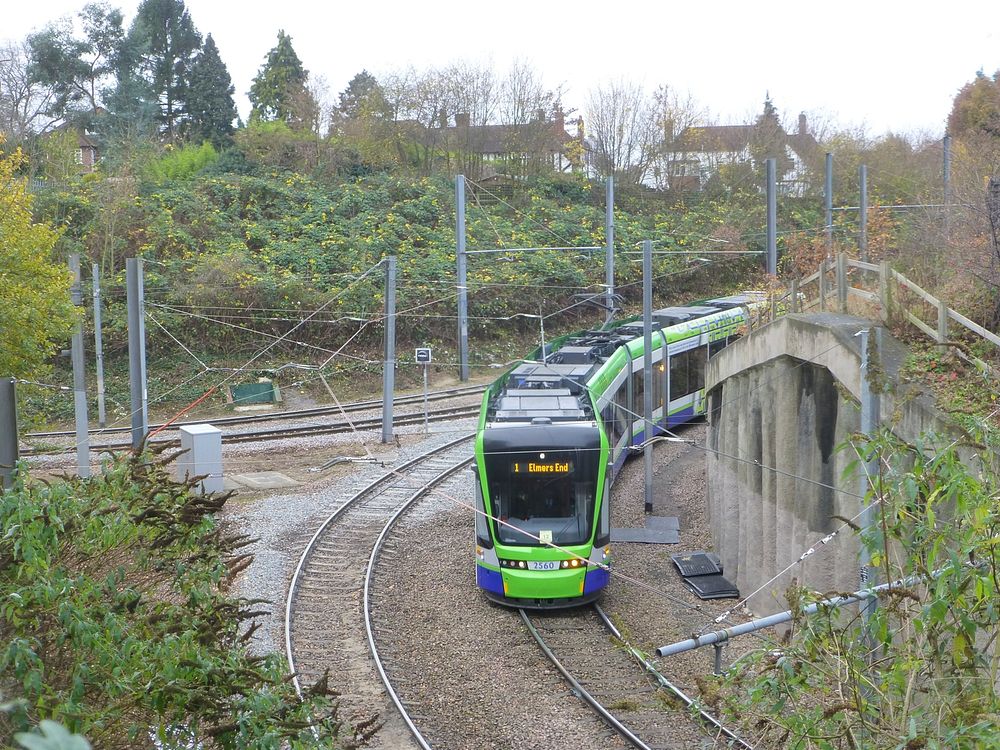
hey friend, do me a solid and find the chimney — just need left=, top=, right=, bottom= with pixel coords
left=536, top=107, right=546, bottom=123
left=455, top=112, right=470, bottom=128
left=554, top=108, right=565, bottom=132
left=798, top=112, right=808, bottom=136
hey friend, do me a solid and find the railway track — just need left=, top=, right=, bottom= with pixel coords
left=23, top=404, right=480, bottom=455
left=284, top=434, right=475, bottom=749
left=25, top=384, right=486, bottom=439
left=520, top=604, right=751, bottom=750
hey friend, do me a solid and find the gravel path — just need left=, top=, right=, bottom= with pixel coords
left=219, top=417, right=761, bottom=749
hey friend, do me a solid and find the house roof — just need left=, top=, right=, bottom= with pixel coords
left=670, top=124, right=820, bottom=161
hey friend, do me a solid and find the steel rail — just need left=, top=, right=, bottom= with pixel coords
left=284, top=433, right=474, bottom=699
left=519, top=607, right=653, bottom=750
left=593, top=604, right=753, bottom=749
left=26, top=384, right=486, bottom=439
left=23, top=406, right=480, bottom=455
left=363, top=456, right=473, bottom=750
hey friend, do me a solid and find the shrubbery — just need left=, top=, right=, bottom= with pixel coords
left=0, top=452, right=375, bottom=748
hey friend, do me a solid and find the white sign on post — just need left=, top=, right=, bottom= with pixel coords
left=415, top=348, right=432, bottom=433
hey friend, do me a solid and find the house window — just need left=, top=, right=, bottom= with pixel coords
left=74, top=149, right=84, bottom=165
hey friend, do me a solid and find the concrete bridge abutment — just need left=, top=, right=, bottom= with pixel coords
left=705, top=313, right=964, bottom=616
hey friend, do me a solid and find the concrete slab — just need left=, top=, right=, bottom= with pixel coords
left=611, top=516, right=681, bottom=544
left=228, top=471, right=300, bottom=490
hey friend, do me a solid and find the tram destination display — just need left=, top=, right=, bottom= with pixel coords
left=511, top=460, right=573, bottom=475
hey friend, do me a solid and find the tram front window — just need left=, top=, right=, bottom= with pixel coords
left=485, top=450, right=597, bottom=546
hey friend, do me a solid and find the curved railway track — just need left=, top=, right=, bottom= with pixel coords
left=284, top=434, right=475, bottom=749
left=26, top=384, right=485, bottom=439
left=23, top=405, right=480, bottom=455
left=520, top=604, right=751, bottom=750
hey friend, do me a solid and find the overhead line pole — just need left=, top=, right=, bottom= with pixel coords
left=382, top=256, right=397, bottom=444
left=605, top=176, right=615, bottom=327
left=825, top=152, right=834, bottom=255
left=92, top=263, right=107, bottom=428
left=642, top=239, right=654, bottom=514
left=126, top=258, right=149, bottom=450
left=0, top=378, right=16, bottom=491
left=943, top=134, right=952, bottom=242
left=69, top=254, right=91, bottom=478
left=766, top=158, right=777, bottom=275
left=859, top=164, right=869, bottom=262
left=456, top=175, right=469, bottom=382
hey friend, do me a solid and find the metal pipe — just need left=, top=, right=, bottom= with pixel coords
left=657, top=570, right=930, bottom=658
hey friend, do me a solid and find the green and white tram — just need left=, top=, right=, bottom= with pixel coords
left=474, top=294, right=761, bottom=607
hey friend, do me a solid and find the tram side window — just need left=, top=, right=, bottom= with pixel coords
left=709, top=336, right=728, bottom=358
left=633, top=365, right=644, bottom=414
left=602, top=405, right=619, bottom=446
left=614, top=382, right=628, bottom=441
left=669, top=350, right=689, bottom=400
left=689, top=346, right=707, bottom=392
left=653, top=361, right=665, bottom=409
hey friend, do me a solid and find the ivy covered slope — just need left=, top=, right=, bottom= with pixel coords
left=35, top=154, right=785, bottom=357
left=0, top=453, right=377, bottom=749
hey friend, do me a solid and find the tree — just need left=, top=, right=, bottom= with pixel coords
left=647, top=84, right=707, bottom=190
left=26, top=2, right=124, bottom=122
left=948, top=70, right=1000, bottom=139
left=0, top=140, right=75, bottom=379
left=185, top=34, right=236, bottom=146
left=749, top=95, right=793, bottom=177
left=0, top=40, right=57, bottom=147
left=333, top=70, right=388, bottom=122
left=585, top=78, right=657, bottom=184
left=248, top=31, right=314, bottom=128
left=123, top=0, right=202, bottom=140
left=718, top=429, right=1000, bottom=748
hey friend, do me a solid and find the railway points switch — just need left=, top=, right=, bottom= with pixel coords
left=177, top=423, right=224, bottom=494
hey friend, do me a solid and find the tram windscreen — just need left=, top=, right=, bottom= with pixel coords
left=485, top=447, right=598, bottom=546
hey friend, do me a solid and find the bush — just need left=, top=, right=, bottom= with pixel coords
left=0, top=453, right=376, bottom=748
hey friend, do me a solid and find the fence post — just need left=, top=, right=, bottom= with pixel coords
left=879, top=261, right=892, bottom=324
left=937, top=299, right=949, bottom=346
left=790, top=278, right=799, bottom=313
left=837, top=252, right=848, bottom=313
left=819, top=259, right=827, bottom=312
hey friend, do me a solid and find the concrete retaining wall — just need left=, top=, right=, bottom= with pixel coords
left=705, top=313, right=968, bottom=615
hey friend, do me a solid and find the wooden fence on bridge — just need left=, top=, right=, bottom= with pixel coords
left=752, top=253, right=1000, bottom=378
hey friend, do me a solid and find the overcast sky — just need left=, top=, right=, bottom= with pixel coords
left=7, top=0, right=1000, bottom=138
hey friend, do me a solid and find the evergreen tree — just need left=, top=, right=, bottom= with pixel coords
left=186, top=34, right=236, bottom=146
left=124, top=0, right=202, bottom=140
left=749, top=95, right=792, bottom=177
left=27, top=2, right=124, bottom=122
left=248, top=30, right=311, bottom=126
left=335, top=70, right=388, bottom=120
